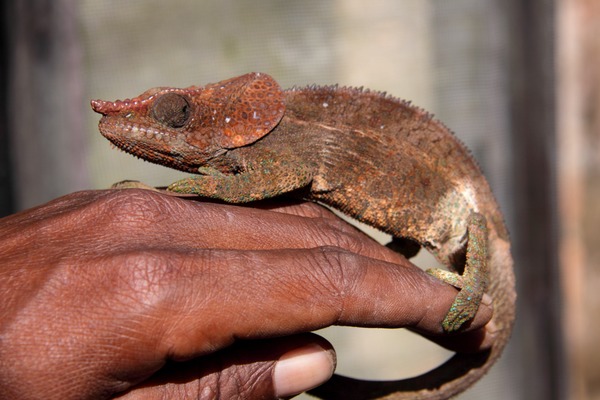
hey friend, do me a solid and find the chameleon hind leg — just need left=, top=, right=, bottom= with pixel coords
left=427, top=212, right=489, bottom=332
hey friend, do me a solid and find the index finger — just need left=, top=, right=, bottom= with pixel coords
left=107, top=246, right=493, bottom=362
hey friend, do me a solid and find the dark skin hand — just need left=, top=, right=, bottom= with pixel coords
left=0, top=190, right=494, bottom=399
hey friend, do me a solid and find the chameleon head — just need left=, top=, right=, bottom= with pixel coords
left=91, top=72, right=286, bottom=173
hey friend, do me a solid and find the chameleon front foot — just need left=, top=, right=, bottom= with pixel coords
left=427, top=213, right=489, bottom=332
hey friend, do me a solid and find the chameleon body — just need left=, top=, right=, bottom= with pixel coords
left=91, top=73, right=516, bottom=399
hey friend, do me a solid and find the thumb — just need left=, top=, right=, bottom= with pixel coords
left=115, top=333, right=336, bottom=399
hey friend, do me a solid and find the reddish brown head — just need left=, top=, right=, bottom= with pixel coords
left=91, top=72, right=286, bottom=173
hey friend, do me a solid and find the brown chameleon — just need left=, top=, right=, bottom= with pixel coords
left=91, top=72, right=516, bottom=399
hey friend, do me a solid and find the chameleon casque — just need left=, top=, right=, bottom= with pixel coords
left=91, top=72, right=516, bottom=399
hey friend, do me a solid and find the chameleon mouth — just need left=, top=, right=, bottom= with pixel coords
left=97, top=115, right=200, bottom=173
left=97, top=115, right=228, bottom=174
left=98, top=115, right=176, bottom=143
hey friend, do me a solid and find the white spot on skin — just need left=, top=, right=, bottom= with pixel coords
left=322, top=102, right=329, bottom=108
left=252, top=111, right=259, bottom=119
left=225, top=117, right=231, bottom=123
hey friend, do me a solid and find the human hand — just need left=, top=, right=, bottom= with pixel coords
left=0, top=189, right=492, bottom=399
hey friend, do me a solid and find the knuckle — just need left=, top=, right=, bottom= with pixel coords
left=109, top=250, right=188, bottom=310
left=311, top=246, right=365, bottom=302
left=313, top=216, right=373, bottom=254
left=93, top=190, right=179, bottom=232
left=197, top=362, right=273, bottom=400
left=221, top=363, right=273, bottom=400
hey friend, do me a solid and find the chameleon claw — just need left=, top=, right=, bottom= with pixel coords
left=111, top=180, right=160, bottom=191
left=441, top=283, right=483, bottom=332
left=426, top=268, right=465, bottom=289
left=427, top=267, right=481, bottom=332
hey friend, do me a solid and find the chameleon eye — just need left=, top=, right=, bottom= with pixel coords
left=151, top=93, right=191, bottom=128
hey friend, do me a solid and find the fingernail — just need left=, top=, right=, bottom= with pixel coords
left=486, top=319, right=499, bottom=335
left=481, top=293, right=493, bottom=307
left=480, top=319, right=499, bottom=350
left=273, top=344, right=336, bottom=398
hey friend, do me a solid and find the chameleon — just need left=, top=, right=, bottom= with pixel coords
left=91, top=72, right=516, bottom=399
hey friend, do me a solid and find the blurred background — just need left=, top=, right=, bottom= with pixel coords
left=1, top=0, right=597, bottom=399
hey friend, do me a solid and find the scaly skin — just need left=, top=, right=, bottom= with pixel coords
left=91, top=72, right=516, bottom=399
